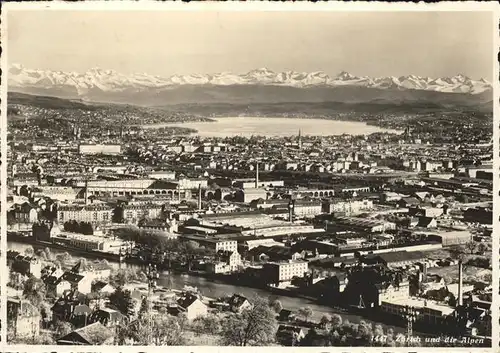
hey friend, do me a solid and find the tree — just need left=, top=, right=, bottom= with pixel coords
left=357, top=320, right=374, bottom=344
left=8, top=271, right=23, bottom=290
left=331, top=314, right=343, bottom=330
left=270, top=299, right=283, bottom=314
left=80, top=222, right=94, bottom=235
left=20, top=333, right=56, bottom=345
left=464, top=241, right=477, bottom=255
left=136, top=270, right=148, bottom=283
left=24, top=246, right=35, bottom=256
left=476, top=242, right=489, bottom=255
left=192, top=313, right=222, bottom=335
left=297, top=307, right=313, bottom=323
left=320, top=314, right=332, bottom=329
left=373, top=323, right=384, bottom=337
left=109, top=268, right=139, bottom=287
left=221, top=295, right=278, bottom=346
left=109, top=287, right=135, bottom=316
left=55, top=252, right=72, bottom=268
left=7, top=211, right=17, bottom=226
left=178, top=240, right=201, bottom=271
left=36, top=247, right=51, bottom=261
left=23, top=276, right=46, bottom=308
left=121, top=313, right=187, bottom=345
left=40, top=302, right=53, bottom=326
left=139, top=296, right=153, bottom=319
left=53, top=320, right=74, bottom=338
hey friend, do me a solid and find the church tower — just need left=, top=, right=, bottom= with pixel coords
left=255, top=162, right=259, bottom=188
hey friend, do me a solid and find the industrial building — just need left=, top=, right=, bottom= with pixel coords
left=78, top=144, right=122, bottom=155
left=263, top=260, right=309, bottom=284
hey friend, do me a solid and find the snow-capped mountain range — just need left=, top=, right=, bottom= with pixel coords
left=9, top=64, right=492, bottom=96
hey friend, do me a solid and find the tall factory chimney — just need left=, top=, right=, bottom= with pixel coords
left=422, top=262, right=427, bottom=282
left=288, top=200, right=294, bottom=223
left=458, top=259, right=463, bottom=306
left=255, top=162, right=259, bottom=188
left=198, top=184, right=202, bottom=210
left=84, top=180, right=88, bottom=204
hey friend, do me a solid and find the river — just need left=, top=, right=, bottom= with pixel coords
left=142, top=117, right=400, bottom=137
left=9, top=241, right=404, bottom=332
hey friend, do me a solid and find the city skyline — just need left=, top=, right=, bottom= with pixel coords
left=7, top=10, right=495, bottom=80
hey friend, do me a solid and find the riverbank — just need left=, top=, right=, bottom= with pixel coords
left=8, top=239, right=482, bottom=342
left=9, top=239, right=405, bottom=331
left=7, top=232, right=125, bottom=262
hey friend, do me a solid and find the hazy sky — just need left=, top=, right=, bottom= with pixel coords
left=7, top=10, right=495, bottom=79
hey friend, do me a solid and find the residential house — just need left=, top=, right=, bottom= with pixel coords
left=51, top=291, right=88, bottom=323
left=417, top=217, right=438, bottom=229
left=90, top=308, right=126, bottom=327
left=12, top=202, right=39, bottom=223
left=7, top=297, right=41, bottom=339
left=228, top=294, right=253, bottom=313
left=58, top=204, right=114, bottom=225
left=91, top=281, right=116, bottom=296
left=207, top=250, right=242, bottom=274
left=62, top=271, right=93, bottom=294
left=168, top=293, right=208, bottom=321
left=45, top=276, right=73, bottom=298
left=8, top=252, right=42, bottom=278
left=278, top=309, right=296, bottom=322
left=276, top=325, right=305, bottom=346
left=263, top=260, right=309, bottom=285
left=70, top=304, right=93, bottom=328
left=138, top=218, right=178, bottom=233
left=120, top=203, right=164, bottom=224
left=396, top=197, right=420, bottom=208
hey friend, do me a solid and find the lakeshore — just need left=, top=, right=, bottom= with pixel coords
left=141, top=116, right=401, bottom=137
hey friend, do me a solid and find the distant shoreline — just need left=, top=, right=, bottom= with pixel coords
left=140, top=116, right=402, bottom=137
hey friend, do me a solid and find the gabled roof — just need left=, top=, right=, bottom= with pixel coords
left=57, top=322, right=113, bottom=345
left=378, top=251, right=426, bottom=264
left=62, top=271, right=84, bottom=283
left=93, top=308, right=125, bottom=323
left=279, top=309, right=294, bottom=318
left=229, top=294, right=250, bottom=308
left=400, top=197, right=420, bottom=205
left=72, top=304, right=92, bottom=316
left=92, top=280, right=114, bottom=292
left=177, top=293, right=200, bottom=309
left=417, top=217, right=436, bottom=228
left=278, top=325, right=303, bottom=334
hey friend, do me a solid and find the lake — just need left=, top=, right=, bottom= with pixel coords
left=143, top=117, right=400, bottom=137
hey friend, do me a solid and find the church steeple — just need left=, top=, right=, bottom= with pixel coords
left=298, top=129, right=302, bottom=150
left=255, top=162, right=259, bottom=188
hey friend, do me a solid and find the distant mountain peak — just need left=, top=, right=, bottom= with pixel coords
left=336, top=71, right=357, bottom=80
left=11, top=63, right=24, bottom=70
left=249, top=67, right=274, bottom=74
left=8, top=63, right=492, bottom=101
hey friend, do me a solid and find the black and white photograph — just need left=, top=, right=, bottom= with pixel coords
left=2, top=2, right=497, bottom=348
